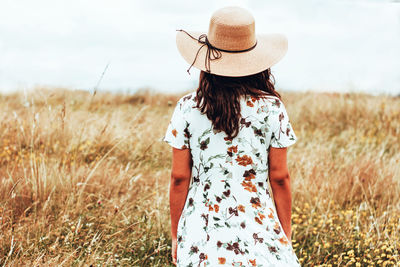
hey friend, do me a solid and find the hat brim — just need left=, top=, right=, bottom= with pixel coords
left=176, top=30, right=288, bottom=77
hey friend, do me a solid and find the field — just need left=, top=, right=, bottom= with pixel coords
left=0, top=87, right=399, bottom=266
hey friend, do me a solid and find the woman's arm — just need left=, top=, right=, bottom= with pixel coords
left=268, top=147, right=293, bottom=243
left=169, top=147, right=192, bottom=239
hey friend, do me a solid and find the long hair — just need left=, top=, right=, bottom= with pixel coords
left=194, top=68, right=281, bottom=140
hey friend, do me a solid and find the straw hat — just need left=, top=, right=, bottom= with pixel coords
left=176, top=6, right=288, bottom=77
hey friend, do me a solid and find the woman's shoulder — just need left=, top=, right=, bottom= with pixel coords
left=251, top=93, right=284, bottom=109
left=178, top=91, right=196, bottom=105
left=176, top=91, right=197, bottom=116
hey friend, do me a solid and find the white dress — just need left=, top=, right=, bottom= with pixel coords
left=163, top=91, right=301, bottom=267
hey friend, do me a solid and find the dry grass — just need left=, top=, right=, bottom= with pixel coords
left=0, top=87, right=399, bottom=266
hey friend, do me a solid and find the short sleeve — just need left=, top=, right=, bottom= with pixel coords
left=162, top=99, right=191, bottom=150
left=270, top=99, right=297, bottom=148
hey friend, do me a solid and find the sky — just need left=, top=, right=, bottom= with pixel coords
left=0, top=0, right=399, bottom=95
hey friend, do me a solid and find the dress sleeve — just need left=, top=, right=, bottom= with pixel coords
left=270, top=99, right=297, bottom=148
left=162, top=98, right=191, bottom=150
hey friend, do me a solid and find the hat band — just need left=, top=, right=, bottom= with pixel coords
left=177, top=29, right=258, bottom=74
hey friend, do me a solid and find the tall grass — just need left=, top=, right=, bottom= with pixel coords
left=0, top=88, right=399, bottom=266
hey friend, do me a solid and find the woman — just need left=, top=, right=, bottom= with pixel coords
left=163, top=6, right=301, bottom=267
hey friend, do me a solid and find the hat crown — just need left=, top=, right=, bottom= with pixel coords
left=207, top=6, right=256, bottom=51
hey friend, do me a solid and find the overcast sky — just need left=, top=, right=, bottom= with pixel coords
left=0, top=0, right=399, bottom=95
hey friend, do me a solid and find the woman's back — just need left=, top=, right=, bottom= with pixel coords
left=163, top=91, right=300, bottom=266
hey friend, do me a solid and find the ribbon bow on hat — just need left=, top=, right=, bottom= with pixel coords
left=176, top=29, right=257, bottom=74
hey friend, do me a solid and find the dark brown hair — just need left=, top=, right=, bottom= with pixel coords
left=194, top=68, right=281, bottom=140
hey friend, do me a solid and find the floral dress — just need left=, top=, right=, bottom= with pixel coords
left=162, top=91, right=301, bottom=267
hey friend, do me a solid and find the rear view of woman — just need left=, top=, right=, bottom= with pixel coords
left=163, top=6, right=301, bottom=266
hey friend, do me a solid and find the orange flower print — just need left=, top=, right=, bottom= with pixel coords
left=243, top=169, right=256, bottom=181
left=258, top=212, right=266, bottom=220
left=279, top=236, right=289, bottom=246
left=273, top=222, right=281, bottom=234
left=238, top=204, right=245, bottom=212
left=246, top=100, right=254, bottom=107
left=268, top=212, right=274, bottom=219
left=172, top=129, right=177, bottom=137
left=209, top=205, right=214, bottom=211
left=218, top=257, right=226, bottom=264
left=228, top=145, right=238, bottom=153
left=255, top=216, right=263, bottom=225
left=241, top=180, right=257, bottom=192
left=249, top=259, right=257, bottom=266
left=224, top=136, right=233, bottom=141
left=269, top=208, right=274, bottom=213
left=250, top=197, right=261, bottom=209
left=235, top=155, right=253, bottom=166
left=251, top=95, right=260, bottom=102
left=214, top=204, right=219, bottom=213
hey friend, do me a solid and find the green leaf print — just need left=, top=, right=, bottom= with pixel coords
left=205, top=137, right=210, bottom=145
left=208, top=154, right=225, bottom=161
left=198, top=128, right=212, bottom=143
